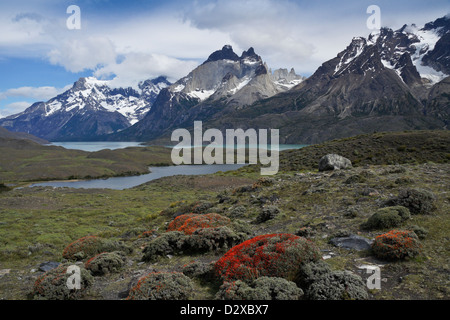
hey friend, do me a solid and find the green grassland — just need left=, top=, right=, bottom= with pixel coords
left=0, top=130, right=448, bottom=300
left=0, top=138, right=172, bottom=184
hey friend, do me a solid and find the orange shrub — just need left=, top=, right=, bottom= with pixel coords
left=62, top=236, right=102, bottom=261
left=371, top=229, right=421, bottom=260
left=167, top=213, right=231, bottom=235
left=214, top=233, right=321, bottom=282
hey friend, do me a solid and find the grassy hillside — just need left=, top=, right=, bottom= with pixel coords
left=0, top=130, right=448, bottom=301
left=236, top=130, right=450, bottom=175
left=0, top=138, right=172, bottom=184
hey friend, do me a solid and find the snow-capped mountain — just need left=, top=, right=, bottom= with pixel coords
left=290, top=15, right=450, bottom=121
left=0, top=45, right=301, bottom=142
left=110, top=45, right=304, bottom=141
left=333, top=15, right=449, bottom=87
left=0, top=76, right=171, bottom=141
left=1, top=15, right=447, bottom=144
left=167, top=45, right=303, bottom=106
left=200, top=15, right=449, bottom=145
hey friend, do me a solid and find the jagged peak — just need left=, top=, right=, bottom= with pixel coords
left=241, top=47, right=257, bottom=59
left=422, top=14, right=450, bottom=34
left=73, top=77, right=108, bottom=91
left=203, top=45, right=240, bottom=64
left=139, top=76, right=171, bottom=89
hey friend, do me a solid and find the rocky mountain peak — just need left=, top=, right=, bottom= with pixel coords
left=422, top=15, right=450, bottom=35
left=0, top=75, right=171, bottom=141
left=72, top=77, right=108, bottom=91
left=203, top=45, right=240, bottom=64
left=240, top=47, right=261, bottom=61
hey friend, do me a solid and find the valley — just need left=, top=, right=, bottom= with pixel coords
left=0, top=130, right=448, bottom=300
left=0, top=9, right=448, bottom=303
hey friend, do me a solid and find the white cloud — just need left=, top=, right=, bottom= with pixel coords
left=180, top=0, right=344, bottom=74
left=1, top=0, right=449, bottom=88
left=0, top=85, right=71, bottom=101
left=94, top=52, right=199, bottom=88
left=47, top=36, right=117, bottom=73
left=0, top=84, right=72, bottom=117
left=0, top=101, right=32, bottom=118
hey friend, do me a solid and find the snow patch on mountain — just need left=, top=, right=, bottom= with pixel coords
left=187, top=88, right=216, bottom=101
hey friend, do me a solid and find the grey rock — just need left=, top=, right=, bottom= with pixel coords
left=330, top=235, right=372, bottom=251
left=39, top=261, right=60, bottom=272
left=318, top=154, right=352, bottom=171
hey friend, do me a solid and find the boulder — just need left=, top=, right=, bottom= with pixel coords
left=38, top=261, right=60, bottom=272
left=318, top=154, right=352, bottom=171
left=329, top=235, right=372, bottom=251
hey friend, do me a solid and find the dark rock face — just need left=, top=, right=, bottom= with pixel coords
left=422, top=33, right=450, bottom=74
left=203, top=45, right=240, bottom=64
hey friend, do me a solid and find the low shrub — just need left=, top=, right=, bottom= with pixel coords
left=159, top=201, right=197, bottom=218
left=295, top=227, right=315, bottom=238
left=184, top=226, right=247, bottom=253
left=406, top=225, right=429, bottom=239
left=62, top=236, right=132, bottom=261
left=192, top=201, right=215, bottom=214
left=216, top=277, right=303, bottom=300
left=62, top=236, right=101, bottom=261
left=138, top=230, right=157, bottom=239
left=142, top=231, right=187, bottom=262
left=229, top=206, right=247, bottom=218
left=182, top=261, right=214, bottom=280
left=256, top=206, right=280, bottom=223
left=363, top=206, right=411, bottom=230
left=214, top=234, right=321, bottom=283
left=305, top=271, right=368, bottom=300
left=385, top=188, right=436, bottom=215
left=252, top=177, right=275, bottom=188
left=295, top=260, right=332, bottom=289
left=126, top=272, right=194, bottom=300
left=371, top=229, right=421, bottom=260
left=143, top=227, right=248, bottom=261
left=232, top=185, right=256, bottom=194
left=167, top=213, right=231, bottom=235
left=33, top=263, right=93, bottom=300
left=344, top=174, right=366, bottom=184
left=85, top=251, right=126, bottom=276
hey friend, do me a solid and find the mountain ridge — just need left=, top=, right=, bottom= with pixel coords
left=0, top=15, right=448, bottom=143
left=0, top=76, right=171, bottom=141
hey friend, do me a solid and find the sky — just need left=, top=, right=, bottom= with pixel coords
left=0, top=0, right=449, bottom=117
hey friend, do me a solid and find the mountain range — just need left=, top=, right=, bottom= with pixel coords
left=0, top=15, right=448, bottom=144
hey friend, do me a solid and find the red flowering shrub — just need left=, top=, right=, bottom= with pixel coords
left=214, top=233, right=321, bottom=283
left=62, top=236, right=103, bottom=261
left=371, top=229, right=421, bottom=260
left=167, top=214, right=197, bottom=232
left=126, top=272, right=194, bottom=300
left=167, top=213, right=231, bottom=235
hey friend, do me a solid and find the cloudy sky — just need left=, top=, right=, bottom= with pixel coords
left=0, top=0, right=448, bottom=117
